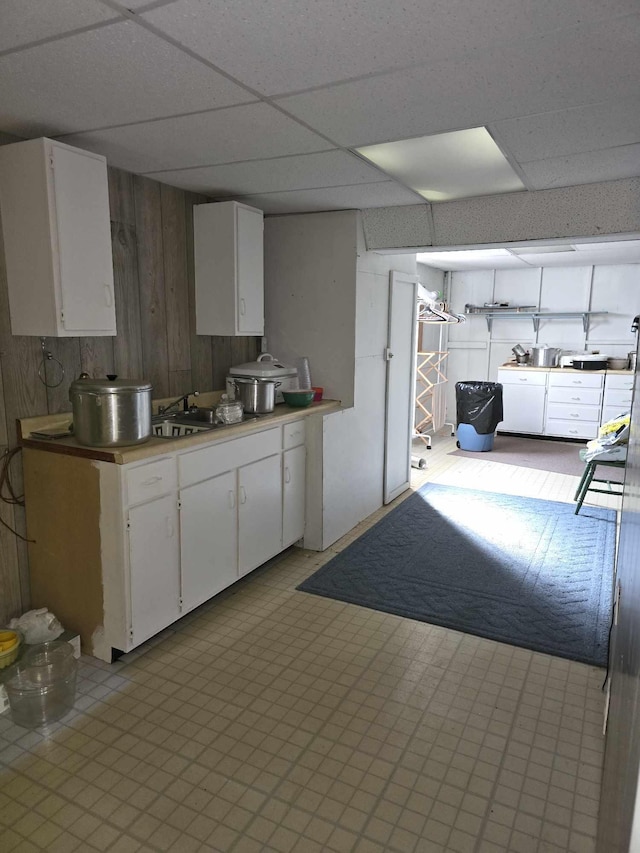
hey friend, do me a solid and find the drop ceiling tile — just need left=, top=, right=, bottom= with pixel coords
left=58, top=103, right=331, bottom=173
left=228, top=182, right=421, bottom=214
left=0, top=0, right=119, bottom=52
left=142, top=0, right=638, bottom=95
left=0, top=20, right=253, bottom=137
left=521, top=144, right=640, bottom=190
left=144, top=150, right=386, bottom=195
left=276, top=13, right=640, bottom=147
left=493, top=97, right=640, bottom=162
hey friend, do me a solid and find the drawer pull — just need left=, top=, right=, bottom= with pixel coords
left=570, top=413, right=579, bottom=418
left=571, top=380, right=583, bottom=385
left=570, top=396, right=581, bottom=401
left=142, top=475, right=162, bottom=486
left=569, top=429, right=579, bottom=434
left=519, top=378, right=528, bottom=382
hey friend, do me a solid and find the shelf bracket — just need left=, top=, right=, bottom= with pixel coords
left=532, top=316, right=540, bottom=333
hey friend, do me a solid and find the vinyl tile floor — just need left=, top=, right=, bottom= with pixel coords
left=0, top=433, right=612, bottom=853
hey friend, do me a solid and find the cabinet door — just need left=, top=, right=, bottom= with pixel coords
left=500, top=385, right=547, bottom=434
left=238, top=454, right=282, bottom=576
left=283, top=445, right=305, bottom=547
left=236, top=204, right=264, bottom=334
left=128, top=494, right=180, bottom=647
left=51, top=143, right=116, bottom=334
left=180, top=471, right=238, bottom=612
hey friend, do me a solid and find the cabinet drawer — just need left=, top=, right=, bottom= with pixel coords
left=498, top=370, right=547, bottom=386
left=545, top=419, right=599, bottom=439
left=179, top=427, right=281, bottom=487
left=546, top=402, right=601, bottom=423
left=605, top=374, right=634, bottom=391
left=547, top=386, right=601, bottom=406
left=602, top=405, right=630, bottom=424
left=125, top=457, right=177, bottom=506
left=604, top=389, right=633, bottom=409
left=283, top=420, right=305, bottom=449
left=548, top=371, right=603, bottom=389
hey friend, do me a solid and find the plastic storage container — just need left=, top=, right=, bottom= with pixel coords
left=5, top=640, right=77, bottom=728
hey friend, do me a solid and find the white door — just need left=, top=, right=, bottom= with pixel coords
left=128, top=495, right=180, bottom=646
left=384, top=271, right=418, bottom=503
left=51, top=144, right=116, bottom=333
left=180, top=471, right=238, bottom=613
left=283, top=445, right=306, bottom=547
left=238, top=454, right=282, bottom=575
left=236, top=205, right=264, bottom=335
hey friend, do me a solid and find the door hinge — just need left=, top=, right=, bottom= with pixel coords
left=126, top=517, right=131, bottom=530
left=129, top=627, right=134, bottom=640
left=177, top=499, right=182, bottom=511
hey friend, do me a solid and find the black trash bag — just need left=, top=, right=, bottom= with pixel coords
left=455, top=382, right=503, bottom=434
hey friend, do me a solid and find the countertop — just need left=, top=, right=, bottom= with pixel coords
left=19, top=399, right=342, bottom=464
left=499, top=363, right=633, bottom=375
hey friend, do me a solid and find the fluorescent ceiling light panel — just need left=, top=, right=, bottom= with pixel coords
left=510, top=245, right=576, bottom=255
left=417, top=248, right=512, bottom=264
left=356, top=127, right=525, bottom=202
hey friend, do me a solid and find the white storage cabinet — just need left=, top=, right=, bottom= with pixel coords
left=283, top=420, right=306, bottom=548
left=194, top=200, right=264, bottom=336
left=602, top=374, right=634, bottom=424
left=545, top=372, right=603, bottom=439
left=497, top=369, right=547, bottom=434
left=0, top=137, right=116, bottom=337
left=122, top=457, right=180, bottom=648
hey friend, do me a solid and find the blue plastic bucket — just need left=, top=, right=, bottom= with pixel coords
left=457, top=423, right=495, bottom=452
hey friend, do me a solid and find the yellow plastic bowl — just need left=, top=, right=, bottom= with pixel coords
left=0, top=630, right=21, bottom=669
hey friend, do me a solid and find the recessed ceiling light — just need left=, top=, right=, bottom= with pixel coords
left=356, top=128, right=525, bottom=202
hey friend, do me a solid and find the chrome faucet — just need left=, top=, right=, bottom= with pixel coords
left=159, top=390, right=199, bottom=415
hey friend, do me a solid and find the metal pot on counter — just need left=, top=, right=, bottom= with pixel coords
left=229, top=377, right=280, bottom=414
left=69, top=376, right=152, bottom=447
left=530, top=345, right=562, bottom=367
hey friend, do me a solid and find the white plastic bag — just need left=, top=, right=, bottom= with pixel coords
left=8, top=608, right=64, bottom=644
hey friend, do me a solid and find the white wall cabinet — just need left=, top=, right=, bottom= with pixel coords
left=194, top=200, right=264, bottom=336
left=0, top=137, right=116, bottom=337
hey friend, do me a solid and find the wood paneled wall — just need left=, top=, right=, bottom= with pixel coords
left=0, top=166, right=260, bottom=624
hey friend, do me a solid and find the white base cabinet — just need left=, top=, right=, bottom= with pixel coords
left=498, top=370, right=547, bottom=434
left=128, top=494, right=181, bottom=647
left=498, top=368, right=631, bottom=439
left=179, top=470, right=237, bottom=613
left=239, top=453, right=283, bottom=576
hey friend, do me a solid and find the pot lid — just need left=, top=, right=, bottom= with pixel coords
left=69, top=378, right=152, bottom=395
left=229, top=352, right=297, bottom=378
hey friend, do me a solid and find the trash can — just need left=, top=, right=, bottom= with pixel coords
left=455, top=381, right=503, bottom=452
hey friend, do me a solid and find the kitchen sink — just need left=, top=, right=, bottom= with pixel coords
left=151, top=409, right=259, bottom=439
left=152, top=419, right=214, bottom=439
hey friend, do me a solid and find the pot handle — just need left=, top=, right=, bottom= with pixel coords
left=257, top=353, right=275, bottom=363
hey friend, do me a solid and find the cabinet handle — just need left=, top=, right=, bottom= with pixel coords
left=228, top=490, right=236, bottom=509
left=142, top=475, right=162, bottom=486
left=240, top=298, right=246, bottom=317
left=239, top=486, right=247, bottom=505
left=569, top=429, right=579, bottom=434
left=284, top=466, right=291, bottom=484
left=570, top=396, right=581, bottom=401
left=570, top=413, right=579, bottom=418
left=571, top=380, right=583, bottom=385
left=104, top=284, right=113, bottom=307
left=166, top=517, right=174, bottom=538
left=518, top=378, right=528, bottom=382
